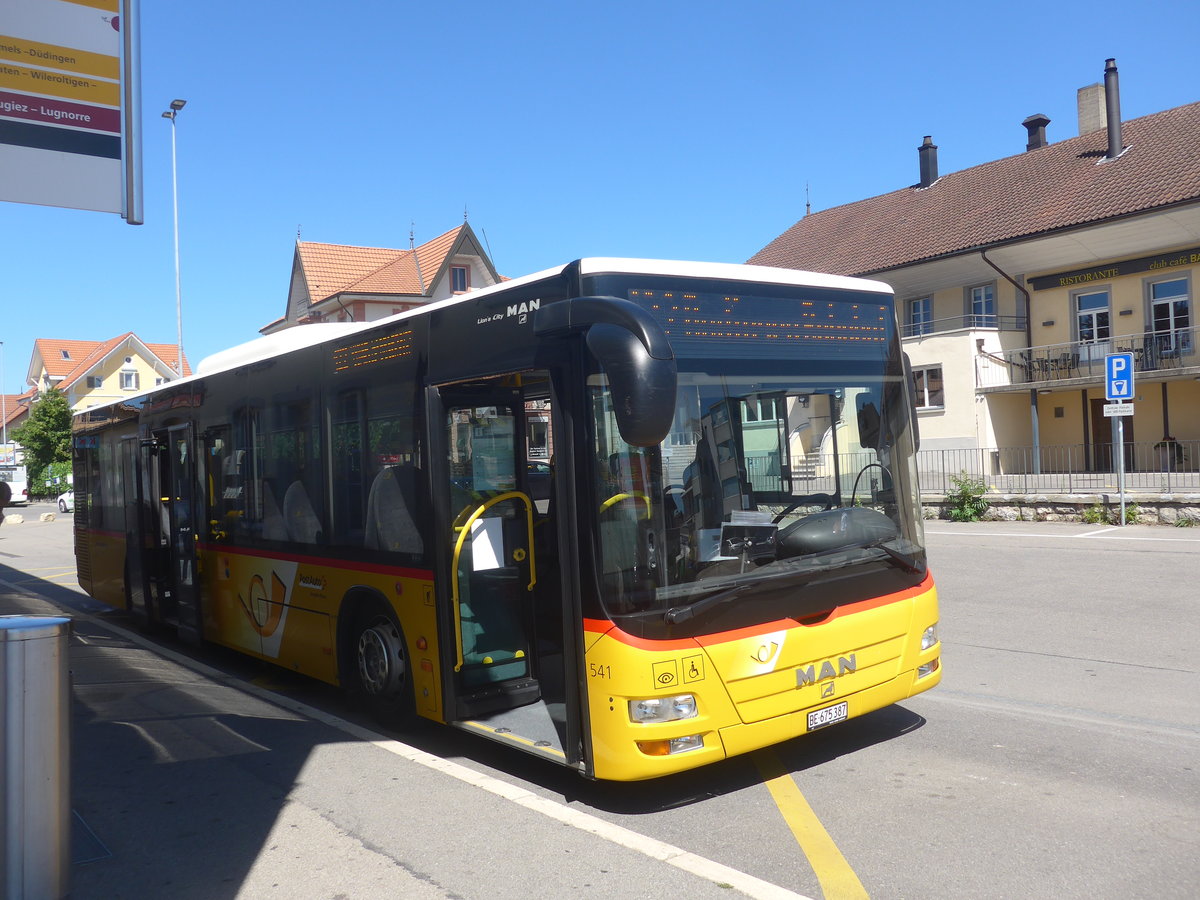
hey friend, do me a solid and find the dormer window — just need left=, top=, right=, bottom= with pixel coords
left=450, top=265, right=469, bottom=294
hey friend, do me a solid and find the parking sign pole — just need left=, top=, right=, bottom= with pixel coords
left=1117, top=409, right=1126, bottom=526
left=1104, top=353, right=1135, bottom=528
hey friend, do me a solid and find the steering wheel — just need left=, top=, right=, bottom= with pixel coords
left=851, top=463, right=890, bottom=507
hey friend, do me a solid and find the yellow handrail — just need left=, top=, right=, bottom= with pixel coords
left=450, top=490, right=536, bottom=672
left=599, top=491, right=651, bottom=520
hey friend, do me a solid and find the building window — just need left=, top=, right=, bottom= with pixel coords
left=1149, top=277, right=1192, bottom=354
left=120, top=371, right=139, bottom=391
left=1075, top=290, right=1110, bottom=344
left=966, top=283, right=996, bottom=328
left=450, top=265, right=469, bottom=293
left=912, top=366, right=944, bottom=409
left=908, top=297, right=932, bottom=336
left=60, top=349, right=71, bottom=360
left=86, top=376, right=103, bottom=388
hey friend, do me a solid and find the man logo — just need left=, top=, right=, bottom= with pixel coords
left=796, top=654, right=857, bottom=687
left=822, top=683, right=836, bottom=698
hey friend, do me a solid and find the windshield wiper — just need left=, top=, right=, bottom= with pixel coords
left=664, top=584, right=750, bottom=624
left=860, top=539, right=923, bottom=573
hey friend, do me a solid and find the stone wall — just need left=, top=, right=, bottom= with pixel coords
left=923, top=493, right=1200, bottom=525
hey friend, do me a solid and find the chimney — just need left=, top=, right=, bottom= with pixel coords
left=1077, top=83, right=1106, bottom=135
left=1022, top=113, right=1051, bottom=151
left=1103, top=58, right=1123, bottom=159
left=918, top=136, right=938, bottom=188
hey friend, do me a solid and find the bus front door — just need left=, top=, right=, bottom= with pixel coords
left=144, top=424, right=203, bottom=643
left=439, top=389, right=541, bottom=716
left=433, top=373, right=581, bottom=770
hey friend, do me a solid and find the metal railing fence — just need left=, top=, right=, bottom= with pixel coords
left=913, top=439, right=1200, bottom=495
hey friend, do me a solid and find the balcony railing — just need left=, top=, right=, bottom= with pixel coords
left=977, top=325, right=1197, bottom=388
left=902, top=314, right=1027, bottom=338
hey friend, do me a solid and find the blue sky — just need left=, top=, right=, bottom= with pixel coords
left=2, top=0, right=1196, bottom=395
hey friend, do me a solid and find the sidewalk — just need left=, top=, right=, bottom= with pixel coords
left=0, top=516, right=797, bottom=900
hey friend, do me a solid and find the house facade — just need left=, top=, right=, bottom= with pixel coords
left=26, top=334, right=189, bottom=412
left=751, top=61, right=1199, bottom=479
left=261, top=223, right=501, bottom=334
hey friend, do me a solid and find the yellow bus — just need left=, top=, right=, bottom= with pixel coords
left=71, top=259, right=940, bottom=780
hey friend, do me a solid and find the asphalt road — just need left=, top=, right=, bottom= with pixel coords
left=2, top=505, right=1197, bottom=899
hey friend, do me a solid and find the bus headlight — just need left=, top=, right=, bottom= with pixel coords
left=921, top=623, right=939, bottom=651
left=628, top=694, right=697, bottom=723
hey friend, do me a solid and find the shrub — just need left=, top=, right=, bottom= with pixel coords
left=945, top=471, right=989, bottom=522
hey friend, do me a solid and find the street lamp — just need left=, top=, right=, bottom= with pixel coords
left=1, top=340, right=7, bottom=448
left=162, top=98, right=186, bottom=377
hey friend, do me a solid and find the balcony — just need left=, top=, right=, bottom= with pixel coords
left=902, top=313, right=1027, bottom=338
left=977, top=325, right=1198, bottom=390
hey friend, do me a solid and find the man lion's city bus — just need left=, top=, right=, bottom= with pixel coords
left=72, top=259, right=941, bottom=781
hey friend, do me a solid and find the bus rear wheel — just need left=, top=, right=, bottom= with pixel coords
left=352, top=606, right=414, bottom=725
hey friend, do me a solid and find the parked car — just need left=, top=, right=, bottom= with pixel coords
left=57, top=489, right=74, bottom=513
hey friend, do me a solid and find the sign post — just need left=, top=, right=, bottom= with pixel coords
left=1104, top=353, right=1135, bottom=526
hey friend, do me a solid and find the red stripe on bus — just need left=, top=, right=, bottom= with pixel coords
left=195, top=542, right=434, bottom=581
left=583, top=571, right=935, bottom=651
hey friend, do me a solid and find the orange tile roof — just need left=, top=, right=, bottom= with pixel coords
left=1, top=390, right=33, bottom=429
left=298, top=225, right=468, bottom=302
left=32, top=334, right=191, bottom=392
left=750, top=101, right=1200, bottom=276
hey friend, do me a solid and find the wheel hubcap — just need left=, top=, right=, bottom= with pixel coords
left=357, top=619, right=405, bottom=697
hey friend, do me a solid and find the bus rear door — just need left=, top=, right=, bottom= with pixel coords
left=142, top=424, right=203, bottom=643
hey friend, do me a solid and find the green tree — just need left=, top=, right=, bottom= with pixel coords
left=11, top=388, right=72, bottom=497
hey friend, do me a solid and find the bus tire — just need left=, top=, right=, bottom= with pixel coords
left=347, top=601, right=414, bottom=726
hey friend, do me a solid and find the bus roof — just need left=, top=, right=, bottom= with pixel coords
left=76, top=258, right=893, bottom=420
left=574, top=258, right=893, bottom=295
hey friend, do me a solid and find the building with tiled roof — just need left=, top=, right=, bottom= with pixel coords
left=751, top=60, right=1199, bottom=478
left=261, top=223, right=501, bottom=334
left=26, top=334, right=190, bottom=412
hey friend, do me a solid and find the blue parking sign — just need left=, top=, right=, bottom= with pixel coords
left=1105, top=352, right=1135, bottom=401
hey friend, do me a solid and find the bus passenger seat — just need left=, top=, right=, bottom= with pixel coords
left=261, top=482, right=289, bottom=541
left=365, top=465, right=423, bottom=555
left=283, top=480, right=322, bottom=543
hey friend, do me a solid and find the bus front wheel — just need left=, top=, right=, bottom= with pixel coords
left=351, top=605, right=414, bottom=725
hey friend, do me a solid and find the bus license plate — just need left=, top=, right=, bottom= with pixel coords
left=807, top=701, right=848, bottom=732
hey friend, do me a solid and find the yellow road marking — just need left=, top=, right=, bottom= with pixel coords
left=754, top=750, right=869, bottom=900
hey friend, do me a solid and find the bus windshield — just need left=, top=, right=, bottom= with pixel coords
left=586, top=277, right=926, bottom=639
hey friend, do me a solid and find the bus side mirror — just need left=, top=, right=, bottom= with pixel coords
left=903, top=352, right=920, bottom=451
left=536, top=296, right=677, bottom=447
left=856, top=394, right=881, bottom=450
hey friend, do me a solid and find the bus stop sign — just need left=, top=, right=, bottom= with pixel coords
left=1105, top=352, right=1135, bottom=401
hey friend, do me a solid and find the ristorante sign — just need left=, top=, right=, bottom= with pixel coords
left=1029, top=246, right=1200, bottom=291
left=0, top=0, right=141, bottom=221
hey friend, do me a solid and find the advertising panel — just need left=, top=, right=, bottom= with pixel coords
left=0, top=0, right=140, bottom=220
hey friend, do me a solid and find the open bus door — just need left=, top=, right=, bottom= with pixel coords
left=140, top=424, right=203, bottom=643
left=120, top=435, right=152, bottom=625
left=431, top=373, right=582, bottom=770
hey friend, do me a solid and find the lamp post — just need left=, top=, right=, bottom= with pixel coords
left=1, top=339, right=7, bottom=448
left=162, top=99, right=186, bottom=377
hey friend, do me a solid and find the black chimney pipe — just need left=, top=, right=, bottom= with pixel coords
left=918, top=136, right=938, bottom=188
left=1022, top=114, right=1051, bottom=151
left=1104, top=58, right=1123, bottom=159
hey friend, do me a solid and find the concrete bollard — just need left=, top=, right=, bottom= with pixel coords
left=1, top=616, right=72, bottom=900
